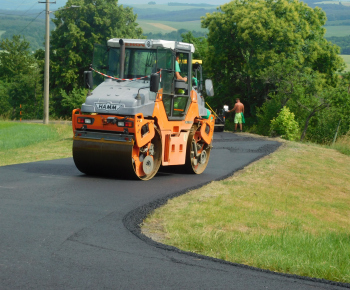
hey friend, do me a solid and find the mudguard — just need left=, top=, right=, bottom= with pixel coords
left=198, top=114, right=215, bottom=145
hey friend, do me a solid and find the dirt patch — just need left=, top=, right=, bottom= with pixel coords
left=148, top=23, right=177, bottom=31
left=141, top=221, right=167, bottom=243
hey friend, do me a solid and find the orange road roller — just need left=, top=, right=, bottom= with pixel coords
left=72, top=39, right=215, bottom=180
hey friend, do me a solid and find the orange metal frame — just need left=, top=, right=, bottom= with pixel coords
left=72, top=88, right=215, bottom=167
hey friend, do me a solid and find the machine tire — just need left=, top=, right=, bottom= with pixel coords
left=135, top=127, right=162, bottom=180
left=215, top=126, right=224, bottom=132
left=182, top=124, right=211, bottom=174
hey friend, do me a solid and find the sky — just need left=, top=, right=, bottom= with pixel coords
left=0, top=0, right=228, bottom=11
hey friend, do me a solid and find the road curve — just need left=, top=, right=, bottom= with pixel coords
left=0, top=132, right=348, bottom=289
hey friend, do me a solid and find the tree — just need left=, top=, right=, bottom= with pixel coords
left=0, top=35, right=42, bottom=119
left=0, top=80, right=12, bottom=117
left=50, top=0, right=143, bottom=115
left=201, top=0, right=344, bottom=115
left=181, top=31, right=208, bottom=60
left=256, top=61, right=308, bottom=135
left=0, top=35, right=35, bottom=80
left=256, top=58, right=345, bottom=142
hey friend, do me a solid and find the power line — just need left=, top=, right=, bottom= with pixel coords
left=0, top=11, right=42, bottom=16
left=21, top=2, right=41, bottom=16
left=0, top=0, right=41, bottom=16
left=18, top=10, right=45, bottom=34
left=12, top=0, right=36, bottom=12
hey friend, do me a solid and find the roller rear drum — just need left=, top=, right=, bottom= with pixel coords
left=73, top=128, right=162, bottom=180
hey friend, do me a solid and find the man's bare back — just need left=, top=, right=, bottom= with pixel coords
left=230, top=100, right=244, bottom=113
left=229, top=98, right=245, bottom=132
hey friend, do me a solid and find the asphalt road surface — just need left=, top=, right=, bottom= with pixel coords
left=0, top=132, right=348, bottom=289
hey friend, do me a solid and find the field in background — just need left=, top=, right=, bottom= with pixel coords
left=327, top=20, right=350, bottom=25
left=316, top=0, right=350, bottom=5
left=143, top=139, right=350, bottom=283
left=1, top=3, right=349, bottom=48
left=340, top=55, right=350, bottom=71
left=325, top=25, right=350, bottom=37
left=137, top=19, right=204, bottom=34
left=129, top=4, right=217, bottom=11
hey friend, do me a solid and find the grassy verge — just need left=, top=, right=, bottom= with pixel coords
left=0, top=121, right=73, bottom=166
left=143, top=140, right=350, bottom=283
left=330, top=132, right=350, bottom=156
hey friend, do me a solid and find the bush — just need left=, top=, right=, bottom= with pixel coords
left=256, top=96, right=281, bottom=136
left=270, top=106, right=300, bottom=141
left=302, top=108, right=340, bottom=143
left=60, top=88, right=87, bottom=115
left=224, top=117, right=235, bottom=131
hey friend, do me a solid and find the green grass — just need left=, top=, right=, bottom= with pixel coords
left=143, top=140, right=350, bottom=283
left=330, top=132, right=350, bottom=155
left=0, top=121, right=73, bottom=166
left=325, top=26, right=350, bottom=37
left=0, top=122, right=60, bottom=150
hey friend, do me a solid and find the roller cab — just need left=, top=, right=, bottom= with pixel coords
left=72, top=39, right=215, bottom=180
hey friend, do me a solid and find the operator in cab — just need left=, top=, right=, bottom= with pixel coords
left=175, top=53, right=187, bottom=82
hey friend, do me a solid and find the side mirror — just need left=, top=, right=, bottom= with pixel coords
left=84, top=71, right=93, bottom=89
left=150, top=73, right=160, bottom=93
left=205, top=79, right=214, bottom=96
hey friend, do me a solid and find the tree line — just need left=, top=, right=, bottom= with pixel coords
left=1, top=0, right=350, bottom=144
left=327, top=35, right=350, bottom=55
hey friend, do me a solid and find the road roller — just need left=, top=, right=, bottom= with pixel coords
left=72, top=39, right=215, bottom=180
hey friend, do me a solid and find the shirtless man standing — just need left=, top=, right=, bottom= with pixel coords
left=229, top=98, right=244, bottom=132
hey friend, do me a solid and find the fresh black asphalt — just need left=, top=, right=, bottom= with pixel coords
left=0, top=132, right=348, bottom=289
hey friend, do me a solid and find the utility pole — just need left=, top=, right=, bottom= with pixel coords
left=39, top=2, right=79, bottom=124
left=39, top=0, right=55, bottom=124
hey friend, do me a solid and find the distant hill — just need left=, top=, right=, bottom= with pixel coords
left=0, top=11, right=51, bottom=51
left=133, top=7, right=216, bottom=21
left=0, top=0, right=225, bottom=10
left=1, top=0, right=350, bottom=53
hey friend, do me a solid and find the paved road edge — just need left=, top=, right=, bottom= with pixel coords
left=123, top=139, right=350, bottom=289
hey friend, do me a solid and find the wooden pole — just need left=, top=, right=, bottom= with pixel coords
left=332, top=119, right=341, bottom=145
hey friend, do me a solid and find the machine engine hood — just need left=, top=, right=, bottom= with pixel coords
left=80, top=79, right=156, bottom=116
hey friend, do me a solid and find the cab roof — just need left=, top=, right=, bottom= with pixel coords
left=107, top=39, right=195, bottom=53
